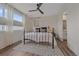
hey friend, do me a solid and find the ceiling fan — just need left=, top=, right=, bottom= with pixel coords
left=28, top=3, right=44, bottom=14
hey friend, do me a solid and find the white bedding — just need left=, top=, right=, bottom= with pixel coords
left=25, top=32, right=53, bottom=44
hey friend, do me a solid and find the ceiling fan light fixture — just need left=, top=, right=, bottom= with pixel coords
left=28, top=3, right=44, bottom=14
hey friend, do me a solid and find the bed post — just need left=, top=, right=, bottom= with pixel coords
left=52, top=28, right=54, bottom=49
left=24, top=29, right=25, bottom=44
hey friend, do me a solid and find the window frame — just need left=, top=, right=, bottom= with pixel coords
left=0, top=4, right=8, bottom=18
left=12, top=10, right=23, bottom=22
left=0, top=7, right=4, bottom=17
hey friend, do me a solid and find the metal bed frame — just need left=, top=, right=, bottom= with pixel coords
left=24, top=28, right=55, bottom=49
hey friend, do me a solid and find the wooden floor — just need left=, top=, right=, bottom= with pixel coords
left=0, top=41, right=39, bottom=56
left=0, top=49, right=39, bottom=56
left=56, top=39, right=76, bottom=56
left=0, top=39, right=76, bottom=56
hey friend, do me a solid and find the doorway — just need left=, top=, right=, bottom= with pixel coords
left=62, top=20, right=67, bottom=44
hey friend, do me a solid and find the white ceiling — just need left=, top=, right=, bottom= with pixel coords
left=10, top=3, right=64, bottom=17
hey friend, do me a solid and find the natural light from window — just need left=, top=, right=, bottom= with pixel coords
left=13, top=13, right=23, bottom=22
left=0, top=7, right=4, bottom=17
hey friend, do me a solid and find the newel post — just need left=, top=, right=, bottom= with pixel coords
left=52, top=28, right=55, bottom=49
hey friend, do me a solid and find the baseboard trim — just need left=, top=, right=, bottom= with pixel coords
left=0, top=40, right=22, bottom=53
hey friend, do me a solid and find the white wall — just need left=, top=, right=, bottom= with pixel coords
left=34, top=16, right=58, bottom=33
left=57, top=4, right=79, bottom=55
left=57, top=15, right=63, bottom=41
left=65, top=4, right=79, bottom=55
left=25, top=16, right=35, bottom=32
left=0, top=30, right=23, bottom=49
left=0, top=31, right=6, bottom=49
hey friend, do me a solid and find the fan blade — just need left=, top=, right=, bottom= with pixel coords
left=37, top=3, right=43, bottom=8
left=38, top=8, right=44, bottom=14
left=29, top=9, right=37, bottom=12
left=39, top=3, right=43, bottom=6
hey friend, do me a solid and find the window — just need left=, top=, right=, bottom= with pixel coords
left=0, top=7, right=4, bottom=17
left=0, top=6, right=8, bottom=18
left=13, top=11, right=23, bottom=22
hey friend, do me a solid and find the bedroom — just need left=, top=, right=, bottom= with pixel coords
left=0, top=3, right=79, bottom=56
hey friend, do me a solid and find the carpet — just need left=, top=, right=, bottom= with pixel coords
left=13, top=40, right=63, bottom=56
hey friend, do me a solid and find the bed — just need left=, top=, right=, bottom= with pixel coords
left=24, top=27, right=55, bottom=48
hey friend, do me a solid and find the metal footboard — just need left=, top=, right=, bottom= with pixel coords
left=24, top=28, right=55, bottom=49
